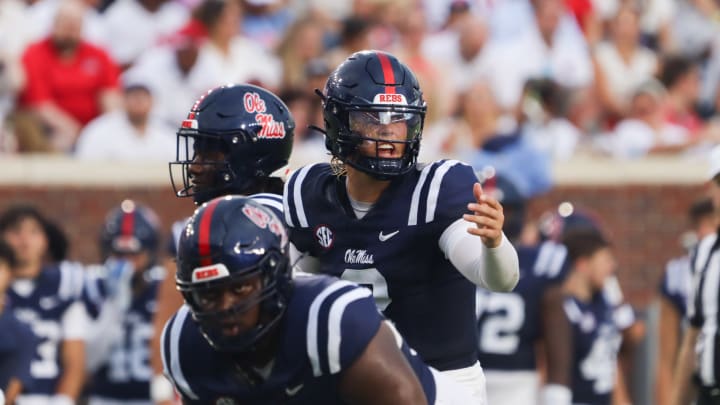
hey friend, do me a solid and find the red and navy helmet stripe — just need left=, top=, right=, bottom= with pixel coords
left=197, top=198, right=222, bottom=266
left=376, top=52, right=396, bottom=94
left=121, top=211, right=135, bottom=237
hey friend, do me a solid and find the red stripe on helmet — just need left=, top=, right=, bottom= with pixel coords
left=376, top=53, right=396, bottom=94
left=198, top=199, right=221, bottom=266
left=121, top=211, right=135, bottom=237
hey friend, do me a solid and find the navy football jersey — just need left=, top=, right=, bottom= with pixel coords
left=284, top=161, right=479, bottom=370
left=8, top=263, right=86, bottom=395
left=476, top=240, right=568, bottom=370
left=86, top=266, right=165, bottom=401
left=659, top=254, right=694, bottom=316
left=0, top=307, right=38, bottom=391
left=564, top=293, right=622, bottom=405
left=161, top=275, right=436, bottom=404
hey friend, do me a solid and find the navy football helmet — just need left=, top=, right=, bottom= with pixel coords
left=175, top=196, right=291, bottom=353
left=321, top=50, right=426, bottom=180
left=170, top=84, right=295, bottom=204
left=99, top=200, right=160, bottom=260
left=476, top=167, right=526, bottom=241
left=539, top=202, right=605, bottom=242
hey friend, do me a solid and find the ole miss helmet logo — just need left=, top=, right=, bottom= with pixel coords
left=243, top=91, right=286, bottom=139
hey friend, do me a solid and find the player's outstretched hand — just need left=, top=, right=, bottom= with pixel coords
left=463, top=182, right=504, bottom=248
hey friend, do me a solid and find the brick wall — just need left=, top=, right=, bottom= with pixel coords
left=528, top=184, right=706, bottom=308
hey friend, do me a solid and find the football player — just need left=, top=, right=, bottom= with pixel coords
left=284, top=50, right=519, bottom=402
left=0, top=239, right=37, bottom=405
left=0, top=205, right=88, bottom=405
left=84, top=201, right=165, bottom=405
left=162, top=195, right=474, bottom=404
left=561, top=229, right=623, bottom=405
left=474, top=170, right=572, bottom=405
left=540, top=205, right=641, bottom=405
left=150, top=84, right=295, bottom=404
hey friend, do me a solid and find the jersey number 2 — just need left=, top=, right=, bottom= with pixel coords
left=478, top=293, right=524, bottom=354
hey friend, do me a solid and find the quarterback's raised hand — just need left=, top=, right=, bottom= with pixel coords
left=463, top=182, right=505, bottom=248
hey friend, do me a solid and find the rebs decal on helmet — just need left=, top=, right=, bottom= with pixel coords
left=191, top=263, right=231, bottom=283
left=373, top=93, right=407, bottom=104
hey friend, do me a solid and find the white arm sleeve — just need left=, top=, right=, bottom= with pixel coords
left=84, top=301, right=126, bottom=373
left=439, top=218, right=519, bottom=292
left=61, top=301, right=90, bottom=341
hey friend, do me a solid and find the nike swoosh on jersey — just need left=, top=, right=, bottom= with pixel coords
left=285, top=383, right=304, bottom=396
left=378, top=230, right=400, bottom=242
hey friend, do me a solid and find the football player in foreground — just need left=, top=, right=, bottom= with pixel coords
left=161, top=196, right=473, bottom=404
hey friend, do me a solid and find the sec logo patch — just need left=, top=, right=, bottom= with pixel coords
left=315, top=225, right=334, bottom=249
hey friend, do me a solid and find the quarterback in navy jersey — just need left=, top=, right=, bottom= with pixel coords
left=162, top=196, right=473, bottom=404
left=285, top=50, right=519, bottom=402
left=150, top=84, right=296, bottom=402
left=83, top=201, right=167, bottom=405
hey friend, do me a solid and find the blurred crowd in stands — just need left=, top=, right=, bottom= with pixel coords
left=2, top=0, right=720, bottom=195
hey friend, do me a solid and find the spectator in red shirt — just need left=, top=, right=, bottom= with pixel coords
left=16, top=0, right=121, bottom=153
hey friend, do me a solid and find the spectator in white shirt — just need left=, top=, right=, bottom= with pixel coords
left=480, top=0, right=594, bottom=111
left=195, top=0, right=281, bottom=91
left=74, top=78, right=175, bottom=161
left=130, top=21, right=220, bottom=127
left=593, top=4, right=658, bottom=121
left=102, top=0, right=189, bottom=68
left=611, top=79, right=695, bottom=159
